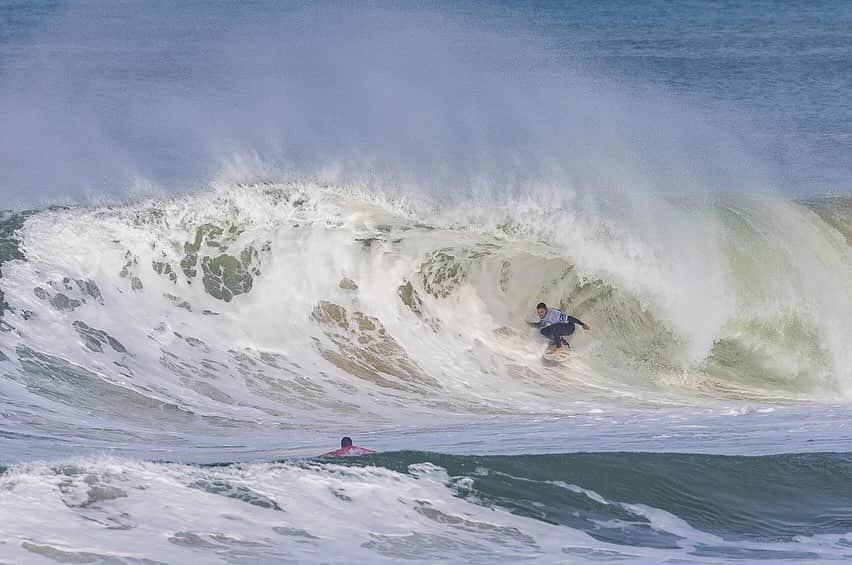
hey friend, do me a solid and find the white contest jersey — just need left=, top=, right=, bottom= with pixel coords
left=540, top=308, right=584, bottom=327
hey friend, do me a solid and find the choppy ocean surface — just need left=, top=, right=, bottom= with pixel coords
left=1, top=1, right=852, bottom=563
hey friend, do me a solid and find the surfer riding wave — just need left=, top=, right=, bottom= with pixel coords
left=528, top=302, right=591, bottom=351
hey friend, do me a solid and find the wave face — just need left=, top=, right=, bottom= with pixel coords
left=2, top=451, right=852, bottom=564
left=0, top=184, right=851, bottom=453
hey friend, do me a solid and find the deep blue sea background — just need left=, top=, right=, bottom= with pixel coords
left=0, top=1, right=850, bottom=201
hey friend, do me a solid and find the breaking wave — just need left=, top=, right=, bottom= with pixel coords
left=0, top=183, right=850, bottom=443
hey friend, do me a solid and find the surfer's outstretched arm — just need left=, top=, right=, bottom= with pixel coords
left=566, top=316, right=591, bottom=330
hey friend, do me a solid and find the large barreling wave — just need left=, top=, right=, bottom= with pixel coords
left=1, top=182, right=851, bottom=457
left=3, top=3, right=852, bottom=561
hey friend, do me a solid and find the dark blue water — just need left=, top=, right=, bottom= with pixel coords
left=344, top=450, right=852, bottom=550
left=500, top=0, right=852, bottom=191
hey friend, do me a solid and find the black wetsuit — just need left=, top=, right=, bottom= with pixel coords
left=540, top=317, right=584, bottom=347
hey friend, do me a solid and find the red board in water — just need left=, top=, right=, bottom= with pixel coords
left=321, top=446, right=375, bottom=457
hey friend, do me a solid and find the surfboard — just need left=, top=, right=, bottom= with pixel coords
left=319, top=446, right=375, bottom=457
left=542, top=345, right=571, bottom=364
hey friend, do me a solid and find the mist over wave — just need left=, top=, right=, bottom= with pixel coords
left=0, top=2, right=779, bottom=206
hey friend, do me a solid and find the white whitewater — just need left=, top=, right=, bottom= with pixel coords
left=1, top=183, right=850, bottom=448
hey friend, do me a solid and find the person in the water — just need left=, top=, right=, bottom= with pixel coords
left=320, top=437, right=375, bottom=457
left=528, top=302, right=591, bottom=350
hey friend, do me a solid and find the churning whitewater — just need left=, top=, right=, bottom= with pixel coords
left=1, top=182, right=852, bottom=563
left=3, top=183, right=852, bottom=439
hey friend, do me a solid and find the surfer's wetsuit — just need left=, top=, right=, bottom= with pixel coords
left=535, top=308, right=585, bottom=347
